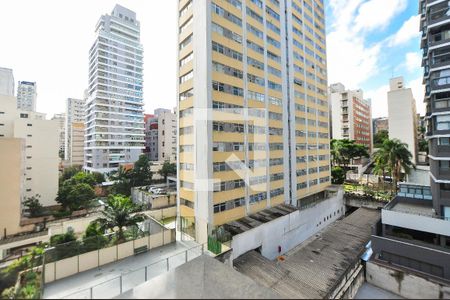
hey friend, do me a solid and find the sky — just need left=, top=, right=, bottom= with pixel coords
left=0, top=0, right=423, bottom=119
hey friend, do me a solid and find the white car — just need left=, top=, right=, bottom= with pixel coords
left=148, top=186, right=158, bottom=193
left=154, top=188, right=166, bottom=195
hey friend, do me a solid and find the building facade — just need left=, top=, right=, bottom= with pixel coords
left=329, top=83, right=373, bottom=152
left=144, top=109, right=177, bottom=162
left=0, top=95, right=59, bottom=207
left=52, top=113, right=66, bottom=158
left=0, top=67, right=14, bottom=96
left=422, top=0, right=450, bottom=219
left=373, top=117, right=389, bottom=135
left=144, top=114, right=158, bottom=161
left=84, top=5, right=145, bottom=173
left=387, top=77, right=418, bottom=164
left=369, top=1, right=450, bottom=283
left=177, top=0, right=330, bottom=242
left=16, top=81, right=37, bottom=112
left=65, top=98, right=85, bottom=164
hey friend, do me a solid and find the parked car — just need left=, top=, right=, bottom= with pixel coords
left=148, top=186, right=158, bottom=193
left=154, top=188, right=166, bottom=195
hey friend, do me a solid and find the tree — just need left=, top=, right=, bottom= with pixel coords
left=419, top=139, right=429, bottom=152
left=96, top=195, right=146, bottom=244
left=59, top=165, right=82, bottom=185
left=374, top=130, right=389, bottom=148
left=374, top=139, right=415, bottom=193
left=130, top=155, right=152, bottom=187
left=110, top=166, right=133, bottom=196
left=23, top=194, right=43, bottom=218
left=57, top=182, right=95, bottom=211
left=331, top=166, right=346, bottom=184
left=57, top=172, right=98, bottom=211
left=92, top=172, right=106, bottom=184
left=158, top=161, right=176, bottom=182
left=82, top=221, right=108, bottom=252
left=331, top=139, right=369, bottom=168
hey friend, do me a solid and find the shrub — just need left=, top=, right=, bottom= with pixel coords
left=331, top=166, right=346, bottom=184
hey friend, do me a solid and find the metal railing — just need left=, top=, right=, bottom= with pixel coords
left=59, top=243, right=206, bottom=299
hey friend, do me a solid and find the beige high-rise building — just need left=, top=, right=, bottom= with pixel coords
left=52, top=113, right=66, bottom=158
left=65, top=98, right=85, bottom=165
left=177, top=0, right=330, bottom=242
left=0, top=138, right=25, bottom=238
left=0, top=95, right=59, bottom=207
left=70, top=122, right=85, bottom=166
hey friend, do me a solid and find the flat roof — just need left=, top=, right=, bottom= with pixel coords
left=234, top=208, right=381, bottom=299
left=222, top=204, right=298, bottom=236
left=117, top=255, right=281, bottom=299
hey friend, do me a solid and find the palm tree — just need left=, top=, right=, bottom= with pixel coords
left=96, top=195, right=146, bottom=243
left=374, top=139, right=414, bottom=193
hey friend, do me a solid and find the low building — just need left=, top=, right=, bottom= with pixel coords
left=371, top=183, right=450, bottom=281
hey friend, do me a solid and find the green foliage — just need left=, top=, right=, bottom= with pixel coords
left=207, top=236, right=222, bottom=254
left=96, top=195, right=146, bottom=243
left=59, top=165, right=82, bottom=185
left=374, top=130, right=389, bottom=148
left=331, top=166, right=346, bottom=184
left=373, top=138, right=415, bottom=193
left=419, top=139, right=428, bottom=152
left=57, top=171, right=99, bottom=211
left=158, top=161, right=176, bottom=181
left=331, top=139, right=370, bottom=168
left=82, top=221, right=109, bottom=252
left=110, top=155, right=153, bottom=196
left=91, top=172, right=106, bottom=184
left=50, top=228, right=76, bottom=246
left=23, top=195, right=44, bottom=218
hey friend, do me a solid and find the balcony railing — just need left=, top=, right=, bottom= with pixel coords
left=429, top=6, right=450, bottom=26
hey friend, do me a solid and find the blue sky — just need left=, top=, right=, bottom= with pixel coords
left=325, top=0, right=424, bottom=117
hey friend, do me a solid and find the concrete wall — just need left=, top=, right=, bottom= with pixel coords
left=0, top=138, right=25, bottom=238
left=131, top=188, right=177, bottom=209
left=144, top=206, right=177, bottom=221
left=230, top=189, right=345, bottom=260
left=387, top=82, right=418, bottom=164
left=44, top=229, right=176, bottom=284
left=372, top=235, right=450, bottom=279
left=366, top=261, right=450, bottom=299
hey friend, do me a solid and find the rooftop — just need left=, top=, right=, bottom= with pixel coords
left=117, top=255, right=281, bottom=299
left=222, top=204, right=298, bottom=236
left=234, top=208, right=380, bottom=299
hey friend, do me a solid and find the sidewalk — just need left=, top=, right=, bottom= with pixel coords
left=43, top=239, right=201, bottom=299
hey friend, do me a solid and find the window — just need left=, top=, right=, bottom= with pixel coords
left=20, top=113, right=28, bottom=118
left=436, top=115, right=450, bottom=130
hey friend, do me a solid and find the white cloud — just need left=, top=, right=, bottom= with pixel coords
left=387, top=15, right=421, bottom=47
left=354, top=0, right=408, bottom=33
left=327, top=0, right=406, bottom=88
left=405, top=52, right=422, bottom=73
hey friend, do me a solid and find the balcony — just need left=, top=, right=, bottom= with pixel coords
left=429, top=28, right=450, bottom=48
left=428, top=4, right=450, bottom=27
left=431, top=75, right=450, bottom=90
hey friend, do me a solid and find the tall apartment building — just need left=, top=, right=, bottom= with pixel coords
left=65, top=98, right=85, bottom=164
left=369, top=1, right=450, bottom=283
left=0, top=95, right=59, bottom=207
left=16, top=81, right=37, bottom=112
left=144, top=109, right=177, bottom=162
left=0, top=67, right=14, bottom=96
left=329, top=83, right=373, bottom=153
left=387, top=77, right=418, bottom=164
left=84, top=4, right=145, bottom=173
left=52, top=113, right=66, bottom=157
left=177, top=0, right=330, bottom=242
